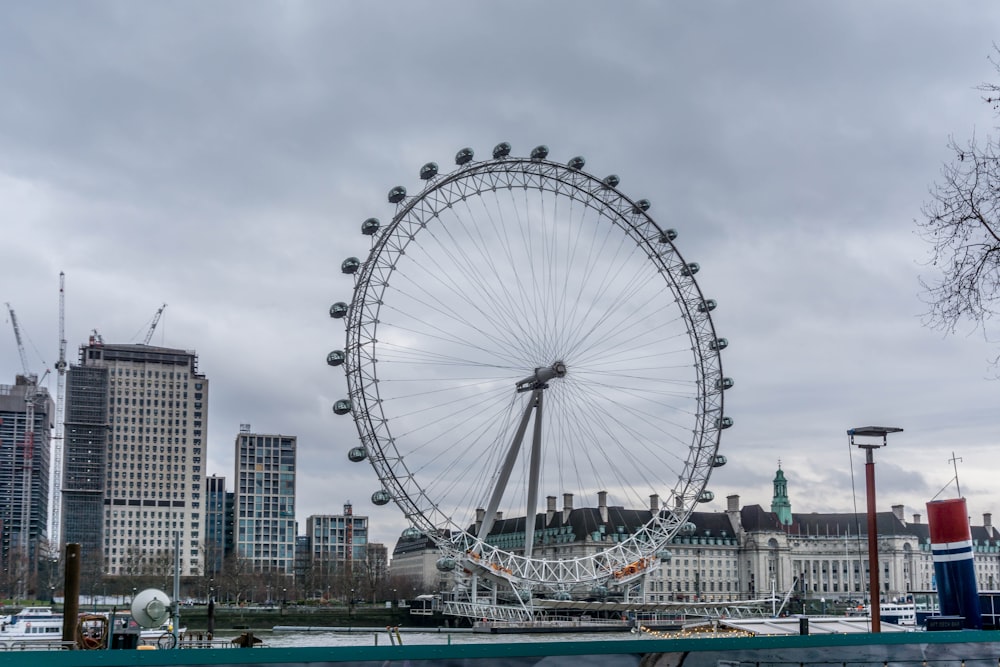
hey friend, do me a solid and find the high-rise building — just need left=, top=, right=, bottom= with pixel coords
left=233, top=426, right=296, bottom=573
left=205, top=475, right=233, bottom=577
left=0, top=377, right=53, bottom=581
left=306, top=503, right=369, bottom=573
left=62, top=342, right=207, bottom=576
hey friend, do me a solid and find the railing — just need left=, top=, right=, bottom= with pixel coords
left=0, top=640, right=76, bottom=651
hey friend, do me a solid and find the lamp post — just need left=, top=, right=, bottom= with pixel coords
left=848, top=425, right=903, bottom=634
left=349, top=588, right=355, bottom=619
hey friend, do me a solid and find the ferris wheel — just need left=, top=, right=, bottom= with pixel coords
left=330, top=143, right=731, bottom=591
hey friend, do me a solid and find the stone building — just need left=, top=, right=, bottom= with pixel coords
left=391, top=465, right=1000, bottom=603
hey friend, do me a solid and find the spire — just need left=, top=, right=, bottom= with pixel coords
left=771, top=461, right=793, bottom=525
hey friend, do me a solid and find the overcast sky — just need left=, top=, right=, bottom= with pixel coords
left=3, top=2, right=1000, bottom=550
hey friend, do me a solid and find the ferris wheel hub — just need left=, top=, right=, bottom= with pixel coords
left=515, top=361, right=567, bottom=392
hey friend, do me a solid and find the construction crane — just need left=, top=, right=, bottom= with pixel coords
left=5, top=304, right=34, bottom=385
left=51, top=272, right=67, bottom=545
left=4, top=303, right=47, bottom=598
left=143, top=303, right=167, bottom=345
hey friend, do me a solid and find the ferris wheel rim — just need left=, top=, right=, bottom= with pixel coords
left=339, top=147, right=728, bottom=587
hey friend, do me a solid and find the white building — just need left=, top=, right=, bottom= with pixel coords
left=392, top=467, right=1000, bottom=603
left=66, top=342, right=207, bottom=576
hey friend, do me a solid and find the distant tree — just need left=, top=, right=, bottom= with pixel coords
left=919, top=46, right=1000, bottom=368
left=219, top=553, right=254, bottom=604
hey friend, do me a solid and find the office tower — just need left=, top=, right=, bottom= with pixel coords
left=0, top=376, right=53, bottom=585
left=233, top=426, right=296, bottom=573
left=62, top=341, right=207, bottom=576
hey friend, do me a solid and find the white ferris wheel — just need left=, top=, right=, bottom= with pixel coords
left=330, top=143, right=730, bottom=595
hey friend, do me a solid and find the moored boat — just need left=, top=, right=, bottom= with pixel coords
left=0, top=607, right=65, bottom=643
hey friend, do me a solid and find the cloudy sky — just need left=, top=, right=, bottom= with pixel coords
left=3, top=2, right=1000, bottom=550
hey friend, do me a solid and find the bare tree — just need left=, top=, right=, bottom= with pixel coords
left=919, top=46, right=1000, bottom=367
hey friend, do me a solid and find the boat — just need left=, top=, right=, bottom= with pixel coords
left=0, top=607, right=65, bottom=643
left=138, top=620, right=186, bottom=641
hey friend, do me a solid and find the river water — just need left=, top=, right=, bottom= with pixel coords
left=213, top=627, right=644, bottom=648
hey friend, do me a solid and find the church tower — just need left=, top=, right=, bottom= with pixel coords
left=771, top=462, right=793, bottom=525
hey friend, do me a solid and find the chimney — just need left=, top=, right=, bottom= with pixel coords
left=892, top=505, right=905, bottom=523
left=986, top=513, right=994, bottom=538
left=475, top=507, right=485, bottom=534
left=563, top=493, right=573, bottom=522
left=649, top=494, right=659, bottom=513
left=598, top=490, right=608, bottom=523
left=913, top=513, right=921, bottom=525
left=546, top=496, right=557, bottom=525
left=726, top=493, right=744, bottom=536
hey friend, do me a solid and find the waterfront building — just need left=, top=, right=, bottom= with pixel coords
left=233, top=426, right=296, bottom=573
left=391, top=466, right=1000, bottom=603
left=305, top=503, right=369, bottom=581
left=63, top=341, right=207, bottom=576
left=0, top=377, right=53, bottom=586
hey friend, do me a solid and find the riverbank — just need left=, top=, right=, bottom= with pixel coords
left=0, top=603, right=430, bottom=633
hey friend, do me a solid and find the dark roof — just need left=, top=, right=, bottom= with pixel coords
left=479, top=506, right=655, bottom=542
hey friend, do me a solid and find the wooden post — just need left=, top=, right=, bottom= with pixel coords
left=61, top=544, right=81, bottom=648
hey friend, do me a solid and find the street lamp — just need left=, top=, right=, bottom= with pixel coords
left=350, top=588, right=355, bottom=618
left=848, top=425, right=903, bottom=634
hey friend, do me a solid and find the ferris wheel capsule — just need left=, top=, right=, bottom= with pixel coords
left=348, top=446, right=367, bottom=462
left=388, top=186, right=407, bottom=204
left=341, top=257, right=360, bottom=274
left=333, top=399, right=352, bottom=415
left=361, top=218, right=380, bottom=235
left=372, top=489, right=391, bottom=505
left=329, top=302, right=348, bottom=318
left=455, top=147, right=474, bottom=165
left=632, top=199, right=651, bottom=213
left=709, top=337, right=728, bottom=351
left=327, top=350, right=345, bottom=366
left=419, top=162, right=439, bottom=180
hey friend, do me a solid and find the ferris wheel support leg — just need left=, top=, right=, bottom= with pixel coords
left=524, top=389, right=544, bottom=561
left=479, top=392, right=537, bottom=545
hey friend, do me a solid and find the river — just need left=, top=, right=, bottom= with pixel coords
left=211, top=627, right=644, bottom=648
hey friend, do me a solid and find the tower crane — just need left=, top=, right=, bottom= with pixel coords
left=143, top=303, right=167, bottom=345
left=51, top=272, right=67, bottom=545
left=5, top=303, right=48, bottom=596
